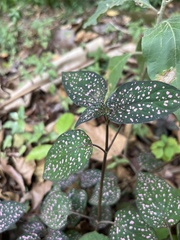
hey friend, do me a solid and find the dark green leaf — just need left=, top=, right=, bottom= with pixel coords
left=138, top=152, right=164, bottom=171
left=89, top=173, right=120, bottom=206
left=75, top=103, right=107, bottom=127
left=17, top=233, right=41, bottom=240
left=66, top=230, right=82, bottom=240
left=106, top=81, right=180, bottom=124
left=62, top=71, right=107, bottom=107
left=109, top=208, right=157, bottom=240
left=45, top=229, right=69, bottom=240
left=68, top=189, right=87, bottom=226
left=40, top=190, right=71, bottom=230
left=90, top=206, right=112, bottom=229
left=80, top=169, right=101, bottom=188
left=0, top=200, right=25, bottom=233
left=43, top=130, right=93, bottom=181
left=136, top=172, right=180, bottom=228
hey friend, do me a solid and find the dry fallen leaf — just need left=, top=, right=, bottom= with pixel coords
left=0, top=189, right=20, bottom=201
left=12, top=157, right=36, bottom=185
left=21, top=180, right=52, bottom=210
left=75, top=30, right=98, bottom=43
left=77, top=120, right=127, bottom=161
left=34, top=159, right=45, bottom=183
left=1, top=158, right=25, bottom=193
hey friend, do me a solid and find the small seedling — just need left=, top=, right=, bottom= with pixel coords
left=42, top=70, right=180, bottom=239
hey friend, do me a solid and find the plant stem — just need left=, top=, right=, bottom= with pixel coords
left=167, top=224, right=173, bottom=240
left=97, top=120, right=109, bottom=222
left=93, top=144, right=106, bottom=153
left=156, top=0, right=173, bottom=24
left=108, top=124, right=122, bottom=151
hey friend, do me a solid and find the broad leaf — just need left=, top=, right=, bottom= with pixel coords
left=84, top=0, right=128, bottom=28
left=43, top=130, right=93, bottom=181
left=142, top=16, right=180, bottom=83
left=138, top=152, right=164, bottom=171
left=66, top=230, right=82, bottom=239
left=133, top=0, right=156, bottom=10
left=106, top=81, right=180, bottom=124
left=80, top=231, right=109, bottom=240
left=40, top=190, right=71, bottom=230
left=106, top=54, right=130, bottom=97
left=136, top=172, right=180, bottom=228
left=80, top=169, right=101, bottom=188
left=89, top=173, right=120, bottom=206
left=26, top=144, right=52, bottom=161
left=68, top=189, right=87, bottom=226
left=17, top=233, right=41, bottom=240
left=62, top=71, right=107, bottom=107
left=0, top=200, right=25, bottom=233
left=109, top=208, right=157, bottom=239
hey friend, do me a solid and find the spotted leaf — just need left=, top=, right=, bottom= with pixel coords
left=109, top=208, right=157, bottom=240
left=90, top=205, right=112, bottom=229
left=40, top=190, right=71, bottom=230
left=0, top=200, right=25, bottom=233
left=67, top=189, right=87, bottom=226
left=80, top=169, right=101, bottom=188
left=89, top=173, right=121, bottom=206
left=80, top=231, right=109, bottom=240
left=43, top=130, right=93, bottom=181
left=46, top=229, right=69, bottom=240
left=136, top=172, right=180, bottom=228
left=75, top=103, right=108, bottom=127
left=62, top=71, right=107, bottom=107
left=106, top=81, right=180, bottom=124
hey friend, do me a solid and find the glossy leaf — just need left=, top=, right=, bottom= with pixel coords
left=43, top=130, right=93, bottom=181
left=106, top=81, right=180, bottom=124
left=136, top=172, right=180, bottom=228
left=40, top=190, right=71, bottom=230
left=89, top=173, right=120, bottom=206
left=68, top=189, right=87, bottom=226
left=80, top=169, right=101, bottom=188
left=62, top=71, right=107, bottom=107
left=80, top=231, right=109, bottom=240
left=84, top=0, right=127, bottom=28
left=0, top=200, right=25, bottom=233
left=109, top=208, right=157, bottom=240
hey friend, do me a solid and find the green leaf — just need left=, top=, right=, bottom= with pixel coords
left=75, top=103, right=107, bottom=127
left=138, top=152, right=164, bottom=171
left=80, top=231, right=109, bottom=240
left=66, top=230, right=82, bottom=240
left=109, top=207, right=157, bottom=240
left=106, top=54, right=130, bottom=97
left=17, top=233, right=41, bottom=240
left=62, top=71, right=107, bottom=107
left=89, top=173, right=120, bottom=206
left=106, top=81, right=180, bottom=124
left=80, top=169, right=101, bottom=188
left=0, top=200, right=25, bottom=233
left=26, top=144, right=52, bottom=161
left=43, top=130, right=93, bottom=181
left=67, top=189, right=87, bottom=226
left=40, top=190, right=71, bottom=230
left=45, top=230, right=69, bottom=240
left=136, top=172, right=180, bottom=228
left=55, top=113, right=74, bottom=134
left=133, top=0, right=157, bottom=10
left=83, top=0, right=128, bottom=28
left=142, top=16, right=180, bottom=84
left=90, top=206, right=112, bottom=229
left=62, top=71, right=107, bottom=127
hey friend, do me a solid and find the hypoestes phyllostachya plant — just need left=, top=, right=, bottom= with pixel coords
left=42, top=71, right=180, bottom=239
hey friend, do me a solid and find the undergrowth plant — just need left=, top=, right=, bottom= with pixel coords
left=1, top=0, right=180, bottom=239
